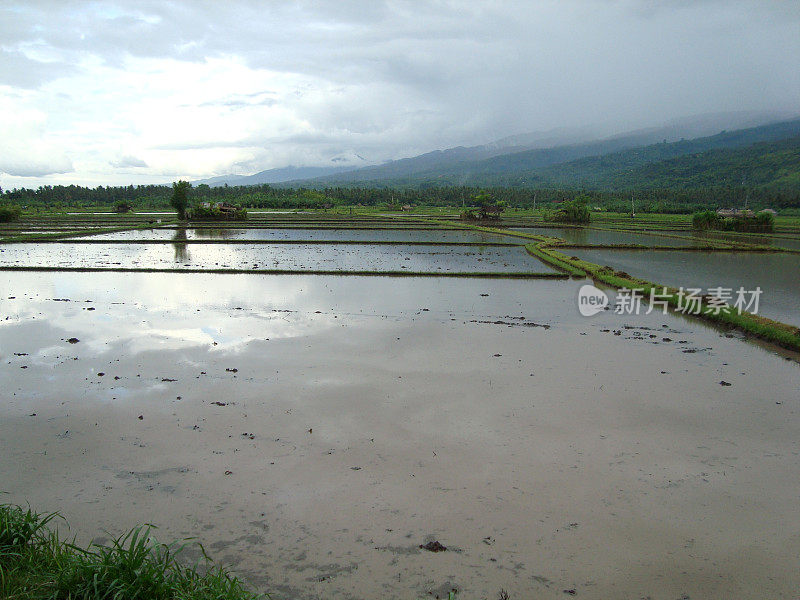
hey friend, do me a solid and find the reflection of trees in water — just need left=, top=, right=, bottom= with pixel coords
left=172, top=228, right=190, bottom=263
left=192, top=227, right=237, bottom=239
left=567, top=228, right=587, bottom=244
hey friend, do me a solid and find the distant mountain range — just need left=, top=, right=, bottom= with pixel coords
left=198, top=111, right=800, bottom=191
left=195, top=165, right=354, bottom=187
left=430, top=118, right=800, bottom=190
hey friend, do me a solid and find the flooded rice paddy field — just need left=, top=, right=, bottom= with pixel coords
left=0, top=226, right=103, bottom=238
left=1, top=230, right=76, bottom=237
left=694, top=231, right=800, bottom=251
left=571, top=249, right=800, bottom=327
left=0, top=242, right=550, bottom=273
left=510, top=227, right=711, bottom=247
left=3, top=216, right=800, bottom=599
left=512, top=226, right=800, bottom=250
left=79, top=227, right=516, bottom=244
left=1, top=272, right=799, bottom=600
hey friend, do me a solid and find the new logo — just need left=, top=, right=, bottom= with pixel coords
left=577, top=284, right=609, bottom=316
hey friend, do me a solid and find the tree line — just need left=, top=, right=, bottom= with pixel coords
left=2, top=182, right=798, bottom=213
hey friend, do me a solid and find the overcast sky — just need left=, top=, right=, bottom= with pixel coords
left=1, top=0, right=799, bottom=189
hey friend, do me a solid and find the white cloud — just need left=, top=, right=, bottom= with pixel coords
left=0, top=154, right=73, bottom=178
left=0, top=93, right=74, bottom=177
left=110, top=155, right=148, bottom=168
left=0, top=0, right=798, bottom=188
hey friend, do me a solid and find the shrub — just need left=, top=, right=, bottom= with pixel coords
left=0, top=204, right=22, bottom=222
left=189, top=203, right=247, bottom=221
left=691, top=210, right=721, bottom=230
left=692, top=210, right=774, bottom=233
left=551, top=197, right=591, bottom=223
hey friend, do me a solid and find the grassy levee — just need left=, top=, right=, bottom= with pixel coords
left=428, top=219, right=561, bottom=243
left=524, top=244, right=586, bottom=277
left=541, top=244, right=800, bottom=352
left=0, top=503, right=261, bottom=600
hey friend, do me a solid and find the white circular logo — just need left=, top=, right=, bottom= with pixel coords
left=577, top=284, right=609, bottom=317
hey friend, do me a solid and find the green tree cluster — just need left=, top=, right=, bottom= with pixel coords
left=691, top=210, right=774, bottom=232
left=170, top=180, right=191, bottom=219
left=0, top=204, right=21, bottom=222
left=550, top=194, right=591, bottom=223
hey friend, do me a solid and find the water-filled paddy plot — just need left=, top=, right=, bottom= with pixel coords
left=571, top=248, right=800, bottom=326
left=0, top=241, right=551, bottom=273
left=78, top=226, right=515, bottom=243
left=512, top=226, right=710, bottom=247
left=2, top=212, right=800, bottom=600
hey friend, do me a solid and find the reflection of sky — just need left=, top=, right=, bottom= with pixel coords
left=3, top=271, right=797, bottom=409
left=0, top=272, right=329, bottom=360
left=81, top=228, right=516, bottom=243
left=1, top=273, right=579, bottom=362
left=0, top=243, right=552, bottom=273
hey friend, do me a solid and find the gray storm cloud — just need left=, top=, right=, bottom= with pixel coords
left=0, top=0, right=798, bottom=186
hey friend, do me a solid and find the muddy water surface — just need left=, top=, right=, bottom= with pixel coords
left=2, top=272, right=799, bottom=599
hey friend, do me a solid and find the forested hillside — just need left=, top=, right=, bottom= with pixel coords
left=295, top=118, right=800, bottom=188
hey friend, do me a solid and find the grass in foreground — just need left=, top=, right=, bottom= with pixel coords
left=0, top=503, right=261, bottom=600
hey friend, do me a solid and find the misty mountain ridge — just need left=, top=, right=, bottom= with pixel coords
left=286, top=110, right=798, bottom=188
left=198, top=110, right=798, bottom=189
left=417, top=116, right=800, bottom=189
left=533, top=121, right=800, bottom=189
left=195, top=165, right=356, bottom=187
